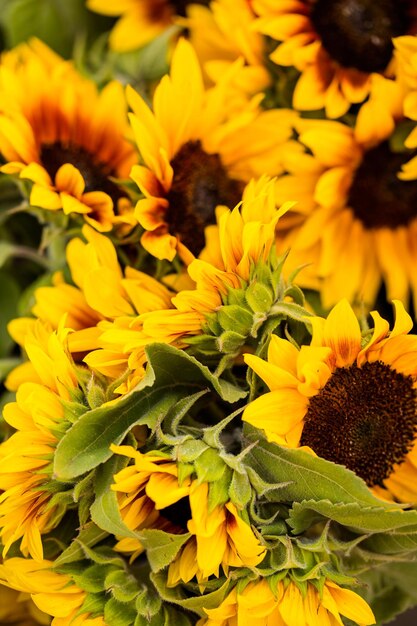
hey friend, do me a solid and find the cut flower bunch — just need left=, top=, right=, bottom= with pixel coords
left=1, top=1, right=417, bottom=625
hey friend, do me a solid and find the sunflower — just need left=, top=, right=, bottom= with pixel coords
left=199, top=576, right=375, bottom=626
left=111, top=445, right=266, bottom=582
left=0, top=558, right=105, bottom=626
left=128, top=37, right=297, bottom=260
left=0, top=40, right=136, bottom=232
left=274, top=116, right=417, bottom=311
left=110, top=444, right=192, bottom=558
left=8, top=225, right=175, bottom=393
left=185, top=0, right=271, bottom=111
left=86, top=0, right=210, bottom=51
left=253, top=0, right=417, bottom=121
left=138, top=176, right=291, bottom=350
left=243, top=299, right=417, bottom=503
left=0, top=322, right=78, bottom=560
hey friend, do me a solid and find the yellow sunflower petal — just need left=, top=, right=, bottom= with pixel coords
left=323, top=299, right=361, bottom=367
left=242, top=389, right=307, bottom=439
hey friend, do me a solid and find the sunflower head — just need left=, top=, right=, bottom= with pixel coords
left=128, top=37, right=297, bottom=261
left=254, top=0, right=417, bottom=119
left=0, top=40, right=137, bottom=232
left=274, top=116, right=417, bottom=311
left=111, top=441, right=266, bottom=583
left=243, top=298, right=417, bottom=502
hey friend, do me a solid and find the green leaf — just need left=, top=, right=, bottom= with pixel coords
left=359, top=562, right=417, bottom=624
left=361, top=527, right=417, bottom=555
left=54, top=343, right=246, bottom=479
left=139, top=529, right=191, bottom=572
left=245, top=434, right=400, bottom=510
left=90, top=454, right=137, bottom=539
left=0, top=0, right=90, bottom=57
left=289, top=500, right=417, bottom=534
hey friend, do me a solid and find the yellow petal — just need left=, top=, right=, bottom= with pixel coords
left=242, top=389, right=307, bottom=439
left=323, top=299, right=361, bottom=367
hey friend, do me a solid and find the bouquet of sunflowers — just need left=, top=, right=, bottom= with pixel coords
left=2, top=1, right=417, bottom=625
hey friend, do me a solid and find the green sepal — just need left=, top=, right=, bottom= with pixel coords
left=175, top=439, right=210, bottom=463
left=135, top=585, right=162, bottom=617
left=104, top=597, right=138, bottom=626
left=194, top=447, right=228, bottom=483
left=229, top=470, right=252, bottom=509
left=79, top=592, right=107, bottom=620
left=151, top=570, right=231, bottom=616
left=177, top=462, right=195, bottom=484
left=86, top=379, right=107, bottom=410
left=138, top=529, right=191, bottom=572
left=55, top=523, right=109, bottom=567
left=216, top=329, right=247, bottom=354
left=269, top=536, right=306, bottom=572
left=283, top=283, right=306, bottom=306
left=61, top=399, right=89, bottom=425
left=245, top=281, right=274, bottom=313
left=73, top=564, right=108, bottom=594
left=207, top=472, right=232, bottom=511
left=105, top=570, right=140, bottom=603
left=54, top=343, right=246, bottom=479
left=203, top=313, right=223, bottom=336
left=134, top=607, right=192, bottom=626
left=157, top=390, right=208, bottom=442
left=217, top=305, right=254, bottom=335
left=268, top=301, right=313, bottom=325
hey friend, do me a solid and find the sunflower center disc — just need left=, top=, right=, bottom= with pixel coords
left=300, top=361, right=417, bottom=486
left=348, top=141, right=417, bottom=229
left=166, top=140, right=242, bottom=255
left=40, top=143, right=125, bottom=206
left=310, top=0, right=408, bottom=73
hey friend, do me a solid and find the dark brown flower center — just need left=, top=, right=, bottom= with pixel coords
left=310, top=0, right=409, bottom=73
left=348, top=142, right=417, bottom=229
left=40, top=143, right=126, bottom=208
left=166, top=140, right=243, bottom=256
left=300, top=361, right=417, bottom=486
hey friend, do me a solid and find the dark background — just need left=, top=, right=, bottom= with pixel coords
left=392, top=607, right=417, bottom=625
